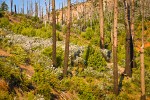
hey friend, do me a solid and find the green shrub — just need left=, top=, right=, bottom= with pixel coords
left=42, top=46, right=64, bottom=67
left=0, top=17, right=9, bottom=28
left=83, top=45, right=106, bottom=71
left=32, top=64, right=60, bottom=99
left=82, top=27, right=94, bottom=40
left=62, top=25, right=67, bottom=34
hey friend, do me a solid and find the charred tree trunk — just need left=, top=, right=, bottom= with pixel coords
left=22, top=0, right=24, bottom=14
left=42, top=7, right=44, bottom=20
left=99, top=0, right=104, bottom=49
left=11, top=0, right=13, bottom=14
left=14, top=5, right=16, bottom=14
left=52, top=0, right=57, bottom=68
left=39, top=0, right=41, bottom=18
left=27, top=0, right=29, bottom=15
left=124, top=0, right=133, bottom=77
left=141, top=0, right=145, bottom=99
left=63, top=0, right=71, bottom=76
left=62, top=2, right=64, bottom=25
left=35, top=2, right=38, bottom=17
left=44, top=0, right=49, bottom=25
left=113, top=0, right=118, bottom=95
left=131, top=0, right=135, bottom=68
left=49, top=0, right=51, bottom=23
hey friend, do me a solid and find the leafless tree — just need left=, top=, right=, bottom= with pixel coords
left=140, top=0, right=145, bottom=99
left=27, top=0, right=29, bottom=15
left=131, top=0, right=135, bottom=68
left=113, top=0, right=118, bottom=95
left=124, top=0, right=133, bottom=77
left=22, top=0, right=24, bottom=14
left=63, top=0, right=71, bottom=76
left=62, top=2, right=64, bottom=25
left=14, top=4, right=16, bottom=14
left=11, top=0, right=13, bottom=14
left=52, top=0, right=57, bottom=68
left=35, top=2, right=38, bottom=17
left=99, top=0, right=104, bottom=49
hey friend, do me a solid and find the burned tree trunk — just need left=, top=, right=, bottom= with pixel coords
left=35, top=2, right=38, bottom=17
left=63, top=0, right=71, bottom=76
left=52, top=0, right=57, bottom=68
left=140, top=0, right=145, bottom=99
left=49, top=0, right=51, bottom=23
left=62, top=2, right=64, bottom=25
left=11, top=0, right=13, bottom=14
left=124, top=0, right=133, bottom=77
left=99, top=0, right=104, bottom=49
left=113, top=0, right=118, bottom=95
left=14, top=4, right=16, bottom=14
left=131, top=0, right=135, bottom=68
left=22, top=0, right=24, bottom=14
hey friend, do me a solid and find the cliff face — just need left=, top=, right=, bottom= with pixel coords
left=44, top=0, right=113, bottom=24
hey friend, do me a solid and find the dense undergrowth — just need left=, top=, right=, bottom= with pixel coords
left=0, top=9, right=150, bottom=100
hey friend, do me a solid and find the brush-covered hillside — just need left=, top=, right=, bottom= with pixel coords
left=0, top=0, right=150, bottom=100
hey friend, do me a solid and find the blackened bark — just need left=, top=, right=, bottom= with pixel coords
left=141, top=0, right=145, bottom=99
left=99, top=0, right=104, bottom=49
left=63, top=0, right=71, bottom=76
left=124, top=0, right=133, bottom=77
left=113, top=0, right=118, bottom=95
left=52, top=0, right=57, bottom=68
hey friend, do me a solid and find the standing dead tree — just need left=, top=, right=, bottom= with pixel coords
left=52, top=0, right=57, bottom=68
left=14, top=4, right=16, bottom=14
left=63, top=0, right=71, bottom=76
left=35, top=2, right=38, bottom=17
left=22, top=0, right=24, bottom=14
left=99, top=0, right=104, bottom=49
left=131, top=0, right=135, bottom=68
left=113, top=0, right=118, bottom=95
left=140, top=0, right=145, bottom=99
left=62, top=2, right=64, bottom=25
left=124, top=0, right=133, bottom=77
left=10, top=0, right=13, bottom=14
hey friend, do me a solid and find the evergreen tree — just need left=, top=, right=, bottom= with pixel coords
left=0, top=1, right=8, bottom=11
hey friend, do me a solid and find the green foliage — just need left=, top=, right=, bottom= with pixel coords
left=42, top=46, right=64, bottom=67
left=11, top=17, right=52, bottom=38
left=0, top=2, right=8, bottom=11
left=32, top=64, right=60, bottom=99
left=145, top=47, right=150, bottom=96
left=10, top=45, right=28, bottom=64
left=62, top=25, right=67, bottom=34
left=83, top=45, right=106, bottom=71
left=0, top=90, right=13, bottom=100
left=79, top=67, right=103, bottom=78
left=81, top=27, right=94, bottom=40
left=0, top=17, right=9, bottom=28
left=61, top=77, right=101, bottom=100
left=56, top=31, right=63, bottom=41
